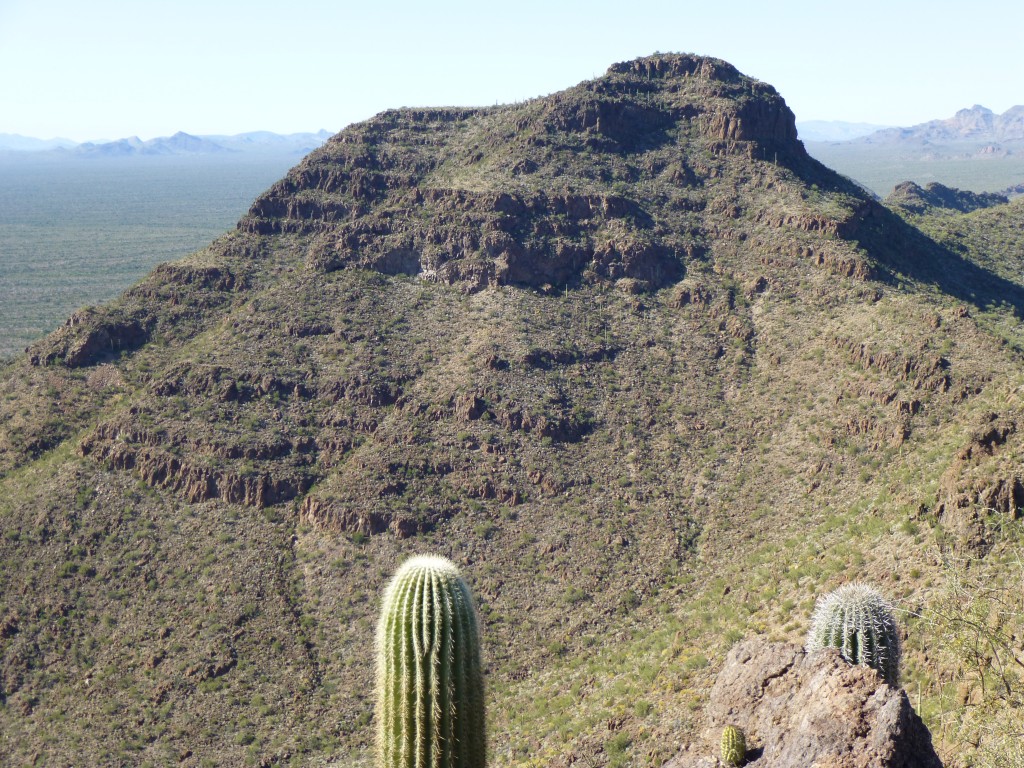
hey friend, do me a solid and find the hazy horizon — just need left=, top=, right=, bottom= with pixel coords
left=2, top=0, right=1021, bottom=143
left=0, top=128, right=332, bottom=147
left=4, top=104, right=1022, bottom=151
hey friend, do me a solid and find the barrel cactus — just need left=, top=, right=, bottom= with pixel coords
left=720, top=725, right=746, bottom=766
left=807, top=583, right=901, bottom=686
left=376, top=554, right=486, bottom=768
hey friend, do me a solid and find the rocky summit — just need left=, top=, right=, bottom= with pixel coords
left=2, top=54, right=1024, bottom=767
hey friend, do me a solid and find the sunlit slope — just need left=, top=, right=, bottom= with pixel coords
left=2, top=54, right=1024, bottom=767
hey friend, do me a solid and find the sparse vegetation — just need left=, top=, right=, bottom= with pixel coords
left=0, top=52, right=1023, bottom=767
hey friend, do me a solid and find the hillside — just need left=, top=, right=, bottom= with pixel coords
left=2, top=53, right=1024, bottom=767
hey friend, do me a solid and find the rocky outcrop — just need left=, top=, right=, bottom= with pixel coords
left=79, top=424, right=311, bottom=507
left=520, top=344, right=619, bottom=369
left=250, top=186, right=688, bottom=292
left=25, top=261, right=246, bottom=369
left=298, top=494, right=443, bottom=539
left=885, top=181, right=1008, bottom=215
left=148, top=263, right=240, bottom=291
left=26, top=308, right=151, bottom=367
left=664, top=638, right=941, bottom=768
left=299, top=495, right=407, bottom=537
left=831, top=337, right=951, bottom=393
left=607, top=54, right=798, bottom=147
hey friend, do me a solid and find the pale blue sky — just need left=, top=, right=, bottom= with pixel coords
left=1, top=0, right=1021, bottom=141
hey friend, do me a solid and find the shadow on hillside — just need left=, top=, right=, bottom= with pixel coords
left=856, top=202, right=1024, bottom=317
left=793, top=151, right=1024, bottom=317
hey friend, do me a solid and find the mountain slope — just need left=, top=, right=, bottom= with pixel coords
left=2, top=54, right=1024, bottom=767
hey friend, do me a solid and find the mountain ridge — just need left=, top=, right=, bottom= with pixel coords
left=0, top=129, right=332, bottom=156
left=802, top=105, right=1024, bottom=197
left=856, top=104, right=1024, bottom=145
left=2, top=53, right=1024, bottom=767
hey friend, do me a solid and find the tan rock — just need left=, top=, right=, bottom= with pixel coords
left=663, top=638, right=942, bottom=768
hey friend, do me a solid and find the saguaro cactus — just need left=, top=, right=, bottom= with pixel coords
left=807, top=583, right=901, bottom=686
left=720, top=725, right=746, bottom=766
left=376, top=555, right=486, bottom=768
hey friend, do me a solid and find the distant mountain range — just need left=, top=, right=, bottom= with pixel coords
left=853, top=105, right=1024, bottom=145
left=0, top=134, right=78, bottom=151
left=798, top=106, right=1024, bottom=147
left=803, top=105, right=1024, bottom=196
left=0, top=129, right=332, bottom=157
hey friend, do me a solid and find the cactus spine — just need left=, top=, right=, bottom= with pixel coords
left=720, top=725, right=746, bottom=766
left=376, top=555, right=486, bottom=768
left=807, top=583, right=901, bottom=686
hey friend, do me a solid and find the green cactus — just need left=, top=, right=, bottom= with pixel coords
left=720, top=725, right=746, bottom=766
left=807, top=583, right=901, bottom=686
left=376, top=555, right=486, bottom=768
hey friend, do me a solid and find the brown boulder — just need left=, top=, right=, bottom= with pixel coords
left=664, top=638, right=941, bottom=768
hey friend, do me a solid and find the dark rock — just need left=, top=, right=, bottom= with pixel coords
left=455, top=393, right=487, bottom=421
left=78, top=424, right=310, bottom=508
left=663, top=638, right=942, bottom=768
left=26, top=308, right=150, bottom=368
left=886, top=181, right=1008, bottom=215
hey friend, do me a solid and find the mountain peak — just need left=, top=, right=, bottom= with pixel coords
left=239, top=53, right=809, bottom=294
left=11, top=54, right=1020, bottom=767
left=605, top=52, right=743, bottom=82
left=598, top=52, right=798, bottom=145
left=854, top=104, right=1024, bottom=145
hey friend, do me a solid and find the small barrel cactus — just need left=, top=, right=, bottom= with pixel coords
left=376, top=554, right=486, bottom=768
left=720, top=725, right=746, bottom=766
left=807, top=583, right=901, bottom=686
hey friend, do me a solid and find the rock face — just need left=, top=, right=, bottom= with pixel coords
left=26, top=307, right=151, bottom=367
left=664, top=638, right=942, bottom=768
